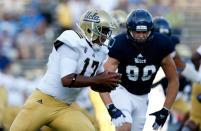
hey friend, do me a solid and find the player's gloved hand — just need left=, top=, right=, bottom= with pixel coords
left=149, top=107, right=170, bottom=130
left=91, top=71, right=121, bottom=92
left=107, top=104, right=126, bottom=127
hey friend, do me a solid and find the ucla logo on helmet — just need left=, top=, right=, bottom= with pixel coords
left=83, top=11, right=100, bottom=23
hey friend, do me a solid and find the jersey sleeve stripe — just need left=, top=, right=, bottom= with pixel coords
left=75, top=31, right=83, bottom=39
left=54, top=40, right=64, bottom=50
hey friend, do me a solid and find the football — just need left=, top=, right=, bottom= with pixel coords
left=90, top=71, right=121, bottom=92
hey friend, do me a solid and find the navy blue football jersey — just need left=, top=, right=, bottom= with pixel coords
left=108, top=32, right=174, bottom=95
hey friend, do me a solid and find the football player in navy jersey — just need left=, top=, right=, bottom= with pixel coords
left=99, top=9, right=179, bottom=131
left=153, top=17, right=201, bottom=86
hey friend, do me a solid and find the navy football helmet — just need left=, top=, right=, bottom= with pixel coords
left=153, top=17, right=171, bottom=36
left=126, top=9, right=154, bottom=48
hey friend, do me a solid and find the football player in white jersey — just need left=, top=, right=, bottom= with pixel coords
left=10, top=9, right=120, bottom=131
left=181, top=45, right=201, bottom=130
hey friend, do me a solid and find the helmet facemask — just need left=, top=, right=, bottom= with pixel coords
left=129, top=30, right=151, bottom=44
left=95, top=25, right=113, bottom=43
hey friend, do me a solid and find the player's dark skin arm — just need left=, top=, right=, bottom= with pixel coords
left=173, top=53, right=185, bottom=70
left=191, top=51, right=201, bottom=71
left=61, top=71, right=121, bottom=89
left=161, top=55, right=179, bottom=109
left=99, top=57, right=120, bottom=106
left=100, top=57, right=134, bottom=130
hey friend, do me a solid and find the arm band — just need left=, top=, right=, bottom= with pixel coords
left=69, top=74, right=77, bottom=88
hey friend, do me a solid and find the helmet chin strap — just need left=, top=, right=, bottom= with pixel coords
left=130, top=30, right=151, bottom=43
left=76, top=23, right=101, bottom=51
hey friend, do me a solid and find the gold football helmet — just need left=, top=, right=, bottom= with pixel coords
left=110, top=10, right=127, bottom=34
left=78, top=9, right=115, bottom=51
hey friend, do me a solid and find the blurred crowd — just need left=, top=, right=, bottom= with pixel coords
left=0, top=0, right=188, bottom=76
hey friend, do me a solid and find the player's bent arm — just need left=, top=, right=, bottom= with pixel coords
left=58, top=44, right=97, bottom=88
left=99, top=57, right=120, bottom=106
left=61, top=65, right=121, bottom=89
left=161, top=55, right=179, bottom=109
left=174, top=53, right=201, bottom=83
left=58, top=44, right=120, bottom=88
left=61, top=73, right=108, bottom=88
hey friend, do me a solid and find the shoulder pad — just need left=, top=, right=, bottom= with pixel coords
left=57, top=30, right=83, bottom=48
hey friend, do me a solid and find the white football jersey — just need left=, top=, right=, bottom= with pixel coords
left=37, top=30, right=108, bottom=104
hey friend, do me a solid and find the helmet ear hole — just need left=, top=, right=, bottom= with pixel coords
left=87, top=29, right=91, bottom=33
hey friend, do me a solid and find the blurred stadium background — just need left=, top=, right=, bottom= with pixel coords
left=0, top=0, right=201, bottom=131
left=1, top=0, right=201, bottom=75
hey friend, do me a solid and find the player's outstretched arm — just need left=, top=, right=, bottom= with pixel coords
left=99, top=57, right=126, bottom=127
left=150, top=55, right=179, bottom=130
left=99, top=56, right=120, bottom=106
left=161, top=54, right=179, bottom=109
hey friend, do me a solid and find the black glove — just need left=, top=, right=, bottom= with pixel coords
left=149, top=107, right=169, bottom=130
left=107, top=104, right=126, bottom=127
